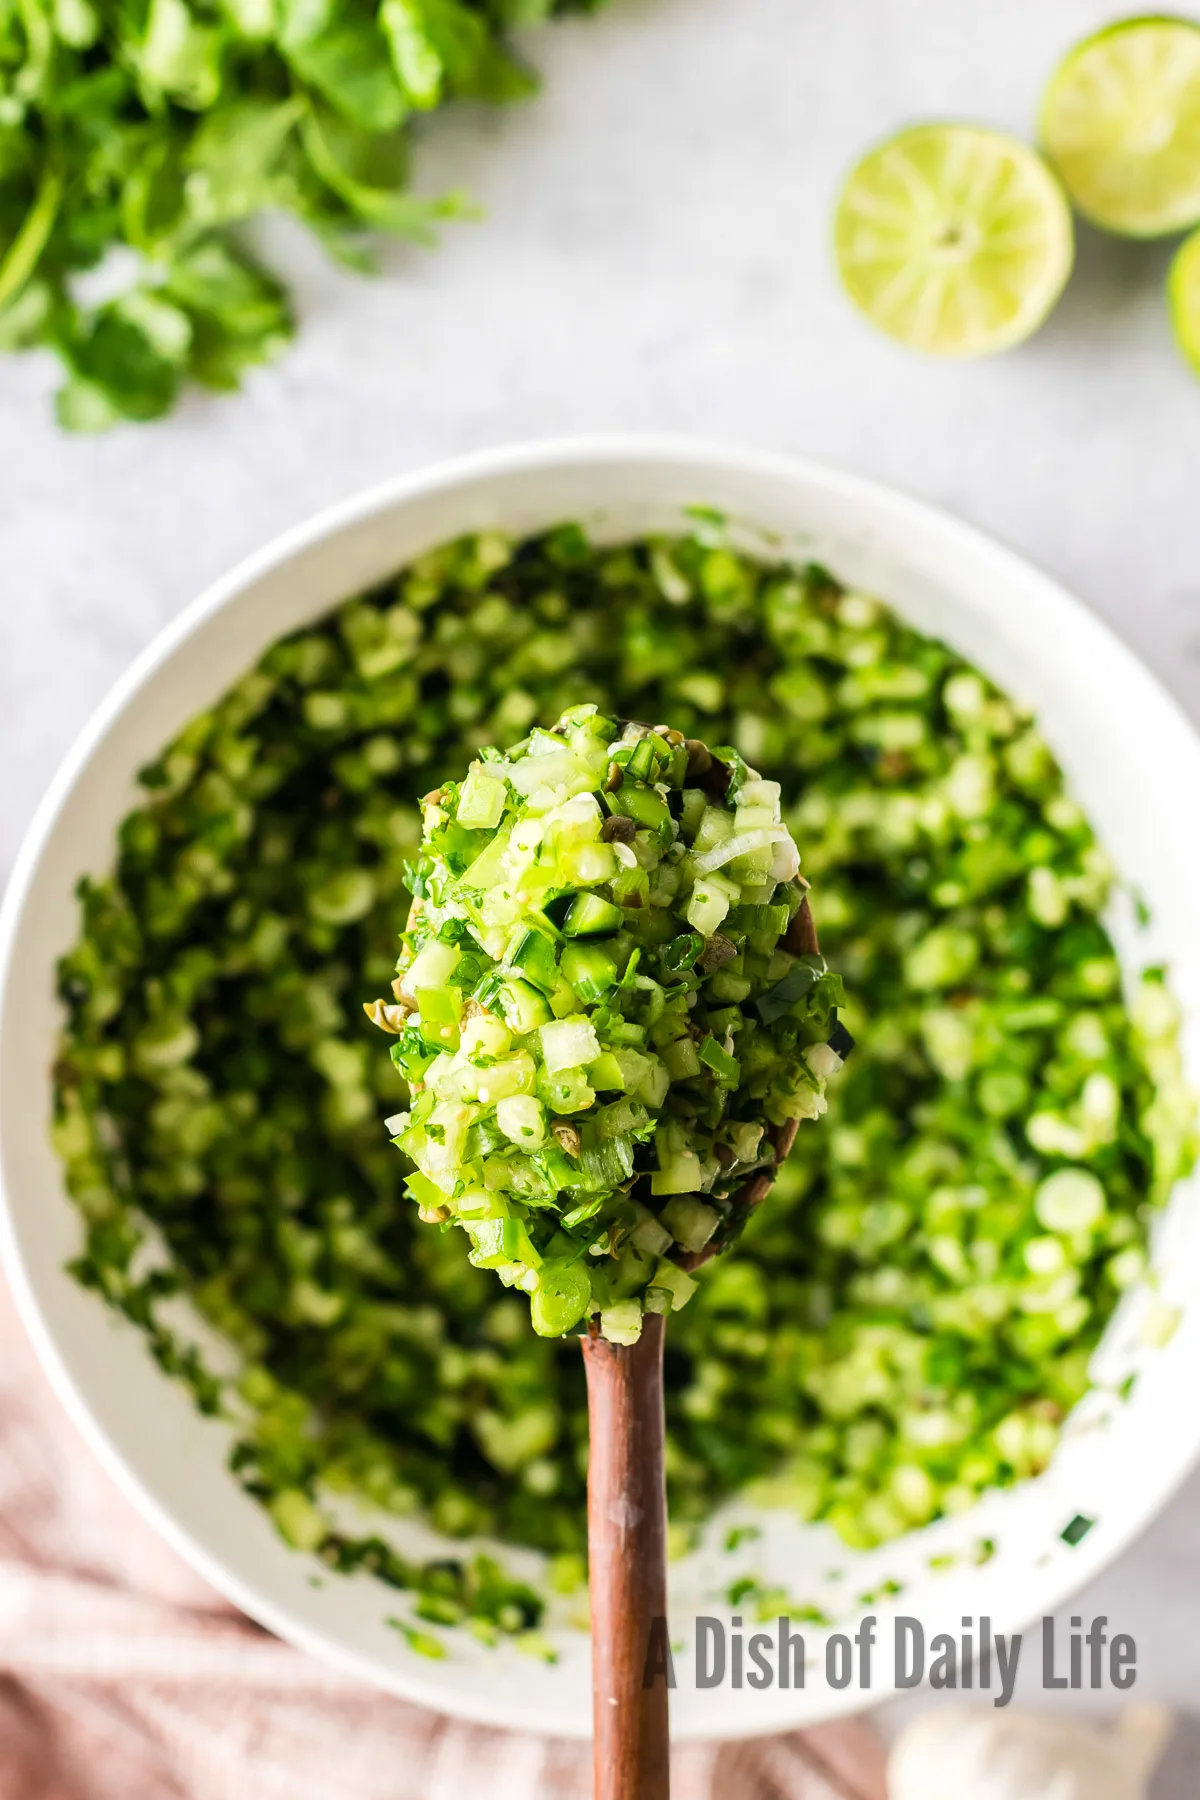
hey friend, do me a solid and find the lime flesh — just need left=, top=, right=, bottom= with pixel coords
left=1041, top=16, right=1200, bottom=237
left=1169, top=226, right=1200, bottom=372
left=834, top=123, right=1074, bottom=359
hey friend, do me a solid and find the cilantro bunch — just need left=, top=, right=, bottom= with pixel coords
left=0, top=0, right=607, bottom=427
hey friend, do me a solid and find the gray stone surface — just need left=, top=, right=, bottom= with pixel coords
left=2, top=0, right=1199, bottom=1777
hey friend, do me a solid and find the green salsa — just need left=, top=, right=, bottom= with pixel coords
left=377, top=704, right=844, bottom=1344
left=52, top=524, right=1195, bottom=1640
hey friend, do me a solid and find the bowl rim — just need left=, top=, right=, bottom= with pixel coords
left=4, top=432, right=1200, bottom=1738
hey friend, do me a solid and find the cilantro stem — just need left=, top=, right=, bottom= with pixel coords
left=0, top=166, right=62, bottom=316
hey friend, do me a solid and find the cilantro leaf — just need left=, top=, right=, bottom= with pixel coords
left=0, top=0, right=611, bottom=427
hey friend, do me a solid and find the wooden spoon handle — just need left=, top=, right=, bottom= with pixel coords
left=580, top=1312, right=671, bottom=1800
left=576, top=887, right=820, bottom=1795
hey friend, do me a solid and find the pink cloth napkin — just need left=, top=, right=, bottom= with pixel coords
left=0, top=1276, right=887, bottom=1800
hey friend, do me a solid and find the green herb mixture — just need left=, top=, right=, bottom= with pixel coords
left=52, top=525, right=1196, bottom=1644
left=0, top=0, right=606, bottom=429
left=375, top=706, right=845, bottom=1345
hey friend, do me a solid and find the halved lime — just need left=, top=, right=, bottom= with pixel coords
left=833, top=124, right=1074, bottom=359
left=1168, top=225, right=1200, bottom=372
left=1040, top=16, right=1200, bottom=237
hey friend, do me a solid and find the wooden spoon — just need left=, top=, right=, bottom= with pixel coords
left=579, top=894, right=819, bottom=1800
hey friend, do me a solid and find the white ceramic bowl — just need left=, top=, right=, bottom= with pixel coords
left=3, top=437, right=1200, bottom=1741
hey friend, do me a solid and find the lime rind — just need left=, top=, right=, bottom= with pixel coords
left=1040, top=15, right=1200, bottom=238
left=1168, top=226, right=1200, bottom=372
left=833, top=122, right=1075, bottom=360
